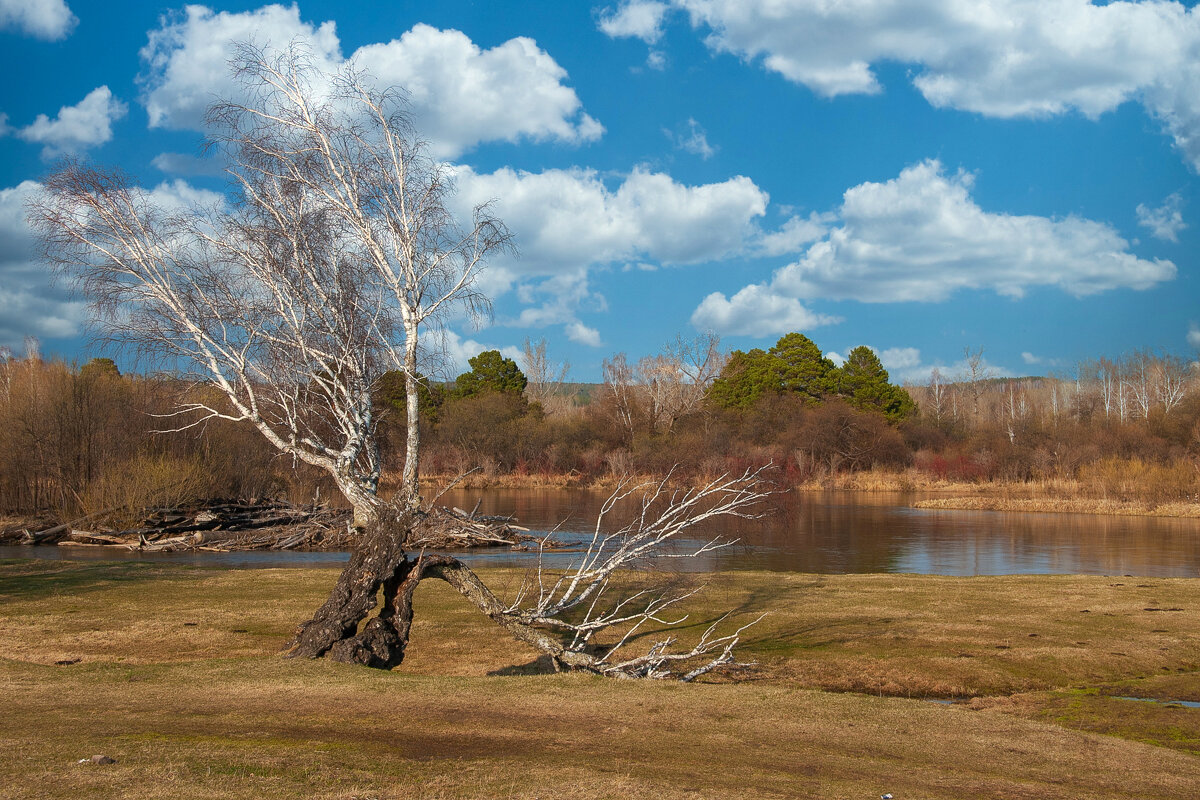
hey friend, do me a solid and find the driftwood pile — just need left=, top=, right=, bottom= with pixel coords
left=3, top=499, right=542, bottom=553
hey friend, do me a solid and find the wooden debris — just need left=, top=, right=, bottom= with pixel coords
left=405, top=505, right=539, bottom=549
left=3, top=497, right=556, bottom=554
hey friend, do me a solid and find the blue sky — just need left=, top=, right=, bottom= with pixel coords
left=1, top=0, right=1198, bottom=383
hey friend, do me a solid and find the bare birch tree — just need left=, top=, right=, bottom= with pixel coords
left=924, top=367, right=945, bottom=424
left=602, top=353, right=639, bottom=444
left=31, top=42, right=767, bottom=679
left=32, top=44, right=507, bottom=523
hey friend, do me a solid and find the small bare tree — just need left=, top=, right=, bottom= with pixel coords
left=927, top=367, right=946, bottom=424
left=637, top=332, right=726, bottom=435
left=602, top=353, right=639, bottom=444
left=519, top=336, right=573, bottom=411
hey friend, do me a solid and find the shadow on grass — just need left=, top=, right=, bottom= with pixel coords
left=0, top=559, right=206, bottom=602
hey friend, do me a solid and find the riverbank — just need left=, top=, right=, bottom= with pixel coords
left=2, top=560, right=1197, bottom=798
left=415, top=467, right=1200, bottom=519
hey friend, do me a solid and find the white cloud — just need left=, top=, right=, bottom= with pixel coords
left=772, top=159, right=1174, bottom=302
left=1021, top=351, right=1042, bottom=365
left=640, top=0, right=1200, bottom=170
left=825, top=350, right=844, bottom=366
left=16, top=86, right=127, bottom=157
left=0, top=178, right=229, bottom=350
left=1136, top=192, right=1187, bottom=242
left=598, top=1, right=671, bottom=44
left=1188, top=324, right=1200, bottom=350
left=0, top=0, right=75, bottom=40
left=757, top=212, right=831, bottom=256
left=884, top=351, right=1014, bottom=385
left=877, top=346, right=921, bottom=370
left=450, top=163, right=769, bottom=335
left=356, top=24, right=602, bottom=158
left=664, top=117, right=716, bottom=159
left=144, top=179, right=226, bottom=213
left=566, top=321, right=603, bottom=347
left=690, top=283, right=840, bottom=337
left=451, top=164, right=768, bottom=274
left=646, top=50, right=667, bottom=70
left=138, top=6, right=600, bottom=158
left=139, top=5, right=342, bottom=131
left=0, top=181, right=87, bottom=348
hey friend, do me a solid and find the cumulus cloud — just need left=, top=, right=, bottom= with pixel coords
left=451, top=164, right=767, bottom=274
left=664, top=117, right=716, bottom=159
left=0, top=181, right=87, bottom=348
left=1189, top=324, right=1200, bottom=350
left=756, top=212, right=831, bottom=257
left=825, top=345, right=920, bottom=371
left=690, top=283, right=841, bottom=337
left=1136, top=192, right=1187, bottom=242
left=450, top=163, right=768, bottom=334
left=1021, top=352, right=1043, bottom=365
left=772, top=159, right=1174, bottom=302
left=877, top=346, right=921, bottom=370
left=566, top=321, right=603, bottom=347
left=607, top=0, right=1200, bottom=170
left=15, top=86, right=127, bottom=157
left=144, top=179, right=226, bottom=213
left=138, top=5, right=600, bottom=158
left=598, top=1, right=671, bottom=44
left=0, top=0, right=76, bottom=40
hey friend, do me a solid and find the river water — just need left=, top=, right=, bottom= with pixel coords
left=3, top=489, right=1199, bottom=577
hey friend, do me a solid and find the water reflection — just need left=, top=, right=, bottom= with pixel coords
left=436, top=489, right=1200, bottom=577
left=4, top=489, right=1198, bottom=576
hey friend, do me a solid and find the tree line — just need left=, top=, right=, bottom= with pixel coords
left=8, top=330, right=1195, bottom=518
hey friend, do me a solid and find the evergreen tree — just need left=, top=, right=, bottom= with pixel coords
left=453, top=350, right=528, bottom=398
left=707, top=348, right=779, bottom=409
left=836, top=345, right=916, bottom=422
left=769, top=332, right=836, bottom=402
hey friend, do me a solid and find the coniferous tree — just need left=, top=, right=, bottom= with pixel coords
left=837, top=346, right=916, bottom=422
left=769, top=333, right=836, bottom=403
left=708, top=348, right=779, bottom=409
left=453, top=350, right=528, bottom=398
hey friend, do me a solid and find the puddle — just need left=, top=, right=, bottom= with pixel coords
left=1117, top=696, right=1200, bottom=709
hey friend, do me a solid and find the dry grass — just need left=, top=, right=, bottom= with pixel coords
left=912, top=496, right=1200, bottom=517
left=2, top=560, right=1199, bottom=798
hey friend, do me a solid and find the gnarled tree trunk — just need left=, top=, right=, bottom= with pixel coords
left=285, top=469, right=771, bottom=680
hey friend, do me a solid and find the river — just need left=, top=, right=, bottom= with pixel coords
left=3, top=489, right=1199, bottom=577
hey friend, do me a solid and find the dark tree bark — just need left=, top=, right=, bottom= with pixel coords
left=284, top=508, right=592, bottom=671
left=284, top=508, right=414, bottom=662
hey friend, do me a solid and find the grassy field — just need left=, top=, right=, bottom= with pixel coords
left=2, top=559, right=1198, bottom=798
